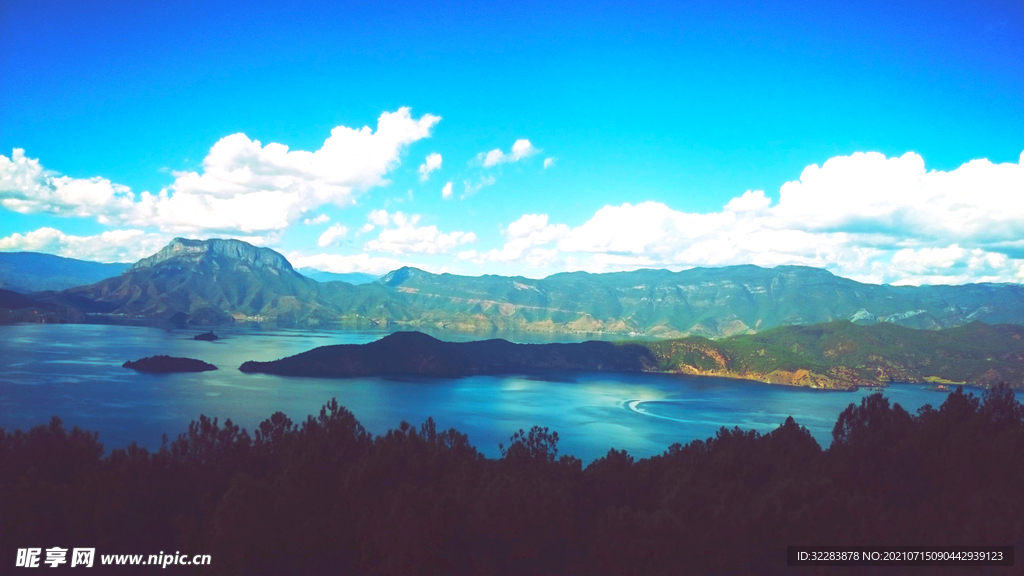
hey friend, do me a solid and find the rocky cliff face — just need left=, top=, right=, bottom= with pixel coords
left=64, top=238, right=339, bottom=326
left=131, top=238, right=295, bottom=273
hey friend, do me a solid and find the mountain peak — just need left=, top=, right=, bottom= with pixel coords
left=131, top=238, right=295, bottom=272
left=380, top=266, right=431, bottom=286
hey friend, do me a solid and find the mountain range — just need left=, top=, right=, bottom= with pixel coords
left=4, top=238, right=1024, bottom=338
left=296, top=268, right=379, bottom=285
left=0, top=252, right=129, bottom=293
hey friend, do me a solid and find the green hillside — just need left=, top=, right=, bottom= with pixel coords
left=644, top=321, right=1024, bottom=389
left=362, top=264, right=1024, bottom=338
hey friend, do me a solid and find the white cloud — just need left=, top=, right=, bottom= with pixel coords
left=768, top=152, right=1024, bottom=244
left=510, top=139, right=538, bottom=162
left=303, top=214, right=330, bottom=225
left=724, top=189, right=771, bottom=213
left=473, top=214, right=570, bottom=263
left=0, top=150, right=137, bottom=219
left=368, top=209, right=391, bottom=226
left=357, top=223, right=375, bottom=235
left=462, top=175, right=495, bottom=198
left=494, top=150, right=1024, bottom=284
left=441, top=181, right=453, bottom=199
left=543, top=157, right=557, bottom=169
left=884, top=245, right=1021, bottom=286
left=363, top=210, right=476, bottom=255
left=418, top=153, right=442, bottom=181
left=0, top=227, right=170, bottom=263
left=317, top=224, right=349, bottom=247
left=482, top=149, right=504, bottom=167
left=286, top=252, right=403, bottom=275
left=476, top=139, right=540, bottom=167
left=0, top=108, right=440, bottom=235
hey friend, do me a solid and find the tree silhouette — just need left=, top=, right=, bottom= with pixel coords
left=2, top=389, right=1023, bottom=574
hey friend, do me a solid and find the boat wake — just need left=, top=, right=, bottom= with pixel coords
left=623, top=399, right=703, bottom=424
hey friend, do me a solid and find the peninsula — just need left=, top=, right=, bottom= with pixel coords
left=240, top=331, right=656, bottom=378
left=238, top=321, right=1024, bottom=390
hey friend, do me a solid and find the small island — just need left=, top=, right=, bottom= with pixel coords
left=123, top=355, right=217, bottom=373
left=193, top=331, right=219, bottom=341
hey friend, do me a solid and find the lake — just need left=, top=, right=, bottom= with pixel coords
left=0, top=323, right=1012, bottom=463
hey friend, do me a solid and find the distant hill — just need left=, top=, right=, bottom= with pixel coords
left=297, top=268, right=379, bottom=285
left=0, top=288, right=85, bottom=324
left=239, top=322, right=1024, bottom=389
left=37, top=238, right=1024, bottom=337
left=0, top=252, right=129, bottom=293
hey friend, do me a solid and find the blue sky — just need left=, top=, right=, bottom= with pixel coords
left=1, top=0, right=1022, bottom=284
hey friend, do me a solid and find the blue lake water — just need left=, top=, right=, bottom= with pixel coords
left=0, top=324, right=1014, bottom=463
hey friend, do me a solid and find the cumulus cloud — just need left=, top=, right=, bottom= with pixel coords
left=368, top=209, right=390, bottom=226
left=769, top=152, right=1024, bottom=243
left=543, top=157, right=557, bottom=169
left=0, top=108, right=440, bottom=235
left=476, top=139, right=539, bottom=167
left=363, top=210, right=476, bottom=255
left=418, top=153, right=442, bottom=181
left=317, top=224, right=349, bottom=247
left=286, top=252, right=403, bottom=275
left=472, top=214, right=570, bottom=263
left=303, top=214, right=330, bottom=225
left=0, top=150, right=137, bottom=220
left=724, top=189, right=771, bottom=213
left=0, top=227, right=171, bottom=263
left=493, top=151, right=1024, bottom=284
left=441, top=181, right=453, bottom=199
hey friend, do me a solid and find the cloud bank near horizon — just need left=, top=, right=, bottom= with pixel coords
left=465, top=151, right=1024, bottom=285
left=2, top=133, right=1022, bottom=285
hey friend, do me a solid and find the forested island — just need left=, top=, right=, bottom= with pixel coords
left=1, top=386, right=1021, bottom=574
left=239, top=321, right=1024, bottom=390
left=123, top=355, right=218, bottom=373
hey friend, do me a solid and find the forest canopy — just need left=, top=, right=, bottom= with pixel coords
left=1, top=386, right=1022, bottom=574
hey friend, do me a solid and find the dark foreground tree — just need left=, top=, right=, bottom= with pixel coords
left=1, top=385, right=1022, bottom=574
